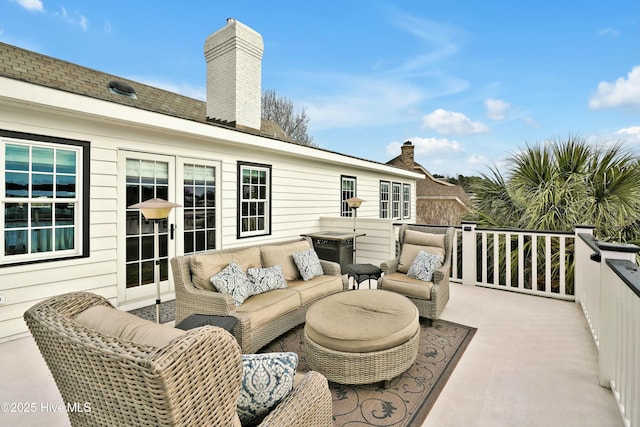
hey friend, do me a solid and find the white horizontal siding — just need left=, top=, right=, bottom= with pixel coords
left=0, top=86, right=419, bottom=341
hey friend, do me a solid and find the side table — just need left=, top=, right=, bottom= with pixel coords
left=175, top=314, right=238, bottom=332
left=346, top=263, right=382, bottom=290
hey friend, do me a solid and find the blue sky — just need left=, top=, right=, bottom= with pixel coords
left=1, top=0, right=639, bottom=176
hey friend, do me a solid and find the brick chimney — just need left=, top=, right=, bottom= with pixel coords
left=204, top=18, right=264, bottom=130
left=401, top=141, right=415, bottom=166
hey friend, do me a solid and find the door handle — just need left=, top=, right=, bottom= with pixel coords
left=170, top=224, right=175, bottom=240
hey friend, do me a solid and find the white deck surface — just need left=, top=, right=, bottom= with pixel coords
left=0, top=283, right=623, bottom=426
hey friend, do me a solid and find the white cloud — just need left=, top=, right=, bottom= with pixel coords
left=616, top=126, right=640, bottom=144
left=589, top=65, right=640, bottom=109
left=54, top=7, right=89, bottom=31
left=387, top=136, right=464, bottom=158
left=523, top=116, right=541, bottom=128
left=598, top=28, right=621, bottom=37
left=14, top=0, right=43, bottom=12
left=422, top=108, right=489, bottom=135
left=485, top=98, right=511, bottom=120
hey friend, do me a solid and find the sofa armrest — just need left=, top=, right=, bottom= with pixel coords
left=380, top=258, right=399, bottom=274
left=258, top=371, right=332, bottom=426
left=170, top=256, right=237, bottom=324
left=319, top=259, right=341, bottom=277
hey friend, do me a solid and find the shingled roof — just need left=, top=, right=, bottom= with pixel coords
left=0, top=42, right=290, bottom=141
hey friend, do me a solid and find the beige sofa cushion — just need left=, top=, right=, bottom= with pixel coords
left=260, top=240, right=311, bottom=281
left=190, top=247, right=262, bottom=290
left=398, top=231, right=446, bottom=273
left=380, top=272, right=433, bottom=300
left=236, top=289, right=300, bottom=329
left=287, top=275, right=343, bottom=305
left=74, top=305, right=186, bottom=348
left=305, top=290, right=419, bottom=353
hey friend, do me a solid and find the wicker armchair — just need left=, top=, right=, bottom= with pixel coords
left=379, top=225, right=454, bottom=322
left=24, top=292, right=333, bottom=427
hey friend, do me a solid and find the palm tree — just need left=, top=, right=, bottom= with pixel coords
left=470, top=134, right=640, bottom=294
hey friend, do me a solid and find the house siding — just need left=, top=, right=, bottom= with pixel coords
left=0, top=78, right=419, bottom=342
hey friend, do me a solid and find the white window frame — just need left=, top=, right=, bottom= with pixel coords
left=392, top=182, right=401, bottom=219
left=403, top=183, right=411, bottom=219
left=1, top=132, right=88, bottom=266
left=341, top=175, right=357, bottom=217
left=380, top=181, right=390, bottom=219
left=238, top=162, right=271, bottom=238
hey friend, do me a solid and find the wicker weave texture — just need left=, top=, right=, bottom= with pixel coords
left=24, top=291, right=335, bottom=427
left=24, top=292, right=243, bottom=427
left=170, top=238, right=347, bottom=353
left=304, top=327, right=420, bottom=385
left=379, top=225, right=454, bottom=320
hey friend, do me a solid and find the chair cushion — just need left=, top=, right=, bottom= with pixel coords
left=398, top=230, right=446, bottom=273
left=292, top=249, right=324, bottom=281
left=247, top=265, right=288, bottom=295
left=74, top=305, right=186, bottom=348
left=261, top=240, right=311, bottom=281
left=380, top=272, right=433, bottom=300
left=210, top=262, right=253, bottom=307
left=236, top=290, right=300, bottom=329
left=286, top=275, right=343, bottom=305
left=190, top=247, right=262, bottom=290
left=237, top=352, right=298, bottom=425
left=407, top=251, right=444, bottom=282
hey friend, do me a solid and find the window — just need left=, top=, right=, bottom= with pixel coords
left=238, top=162, right=271, bottom=238
left=380, top=181, right=390, bottom=218
left=341, top=175, right=357, bottom=217
left=1, top=130, right=89, bottom=266
left=392, top=182, right=401, bottom=219
left=183, top=164, right=216, bottom=253
left=403, top=184, right=411, bottom=219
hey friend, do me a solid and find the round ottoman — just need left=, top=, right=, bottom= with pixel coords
left=304, top=289, right=420, bottom=385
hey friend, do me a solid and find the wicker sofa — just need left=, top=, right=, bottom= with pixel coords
left=379, top=224, right=454, bottom=322
left=24, top=291, right=333, bottom=427
left=170, top=238, right=347, bottom=353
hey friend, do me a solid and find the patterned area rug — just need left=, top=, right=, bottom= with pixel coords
left=261, top=319, right=476, bottom=426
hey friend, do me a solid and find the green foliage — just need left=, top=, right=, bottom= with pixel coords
left=471, top=134, right=640, bottom=241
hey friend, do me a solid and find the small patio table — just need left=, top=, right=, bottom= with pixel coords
left=346, top=263, right=382, bottom=289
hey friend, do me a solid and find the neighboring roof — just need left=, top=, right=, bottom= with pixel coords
left=386, top=155, right=471, bottom=204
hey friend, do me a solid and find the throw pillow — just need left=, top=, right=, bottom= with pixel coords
left=247, top=265, right=288, bottom=295
left=210, top=262, right=252, bottom=307
left=292, top=249, right=324, bottom=281
left=407, top=251, right=444, bottom=282
left=237, top=352, right=298, bottom=425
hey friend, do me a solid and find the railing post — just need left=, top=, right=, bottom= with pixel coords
left=597, top=241, right=639, bottom=388
left=574, top=225, right=595, bottom=304
left=461, top=221, right=477, bottom=286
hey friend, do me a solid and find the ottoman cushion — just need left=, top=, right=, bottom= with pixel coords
left=305, top=290, right=419, bottom=353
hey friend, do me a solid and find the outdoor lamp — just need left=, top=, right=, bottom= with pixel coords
left=128, top=198, right=181, bottom=323
left=346, top=197, right=365, bottom=262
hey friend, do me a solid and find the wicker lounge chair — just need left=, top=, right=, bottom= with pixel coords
left=24, top=292, right=333, bottom=427
left=379, top=224, right=454, bottom=322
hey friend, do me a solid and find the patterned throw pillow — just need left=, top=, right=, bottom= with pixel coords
left=210, top=262, right=252, bottom=307
left=247, top=265, right=288, bottom=295
left=292, top=249, right=324, bottom=281
left=237, top=352, right=298, bottom=425
left=407, top=251, right=444, bottom=282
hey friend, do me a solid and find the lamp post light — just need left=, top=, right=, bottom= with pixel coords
left=346, top=197, right=364, bottom=263
left=128, top=198, right=181, bottom=323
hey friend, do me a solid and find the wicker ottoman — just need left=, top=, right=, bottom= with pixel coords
left=304, top=289, right=420, bottom=385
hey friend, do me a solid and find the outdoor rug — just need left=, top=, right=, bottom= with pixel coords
left=260, top=319, right=476, bottom=427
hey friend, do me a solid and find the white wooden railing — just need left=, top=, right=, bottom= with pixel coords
left=574, top=231, right=640, bottom=427
left=388, top=221, right=639, bottom=426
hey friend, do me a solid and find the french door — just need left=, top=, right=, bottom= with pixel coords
left=117, top=151, right=220, bottom=305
